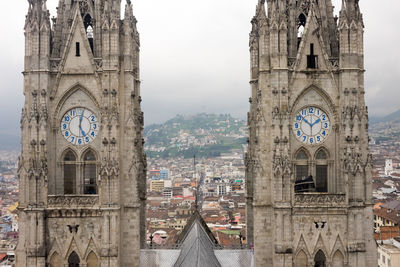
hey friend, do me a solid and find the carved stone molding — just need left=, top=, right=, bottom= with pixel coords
left=94, top=58, right=103, bottom=71
left=288, top=57, right=296, bottom=69
left=79, top=0, right=90, bottom=15
left=50, top=59, right=61, bottom=71
left=329, top=58, right=339, bottom=69
left=294, top=193, right=346, bottom=207
left=46, top=208, right=102, bottom=218
left=48, top=195, right=99, bottom=208
left=348, top=241, right=366, bottom=253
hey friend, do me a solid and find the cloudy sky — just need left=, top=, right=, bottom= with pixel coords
left=0, top=0, right=399, bottom=138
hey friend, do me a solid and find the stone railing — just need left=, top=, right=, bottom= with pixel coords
left=294, top=193, right=346, bottom=207
left=47, top=195, right=99, bottom=208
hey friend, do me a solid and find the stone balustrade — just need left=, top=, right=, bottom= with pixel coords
left=294, top=193, right=346, bottom=207
left=47, top=195, right=99, bottom=208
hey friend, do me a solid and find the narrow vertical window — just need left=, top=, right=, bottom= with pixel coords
left=294, top=149, right=314, bottom=193
left=315, top=149, right=328, bottom=192
left=84, top=14, right=94, bottom=53
left=68, top=251, right=80, bottom=267
left=83, top=150, right=97, bottom=194
left=76, top=42, right=80, bottom=57
left=307, top=43, right=318, bottom=68
left=297, top=13, right=306, bottom=49
left=316, top=165, right=328, bottom=192
left=64, top=151, right=77, bottom=195
left=314, top=250, right=326, bottom=267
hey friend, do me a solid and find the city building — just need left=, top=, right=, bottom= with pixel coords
left=160, top=169, right=169, bottom=180
left=16, top=0, right=379, bottom=266
left=246, top=0, right=376, bottom=266
left=377, top=237, right=400, bottom=267
left=385, top=159, right=394, bottom=176
left=17, top=0, right=146, bottom=266
left=374, top=201, right=400, bottom=232
left=150, top=180, right=165, bottom=193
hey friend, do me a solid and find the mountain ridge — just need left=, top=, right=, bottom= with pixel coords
left=144, top=113, right=247, bottom=158
left=370, top=108, right=400, bottom=124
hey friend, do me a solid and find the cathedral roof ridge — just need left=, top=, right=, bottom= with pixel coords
left=173, top=210, right=221, bottom=267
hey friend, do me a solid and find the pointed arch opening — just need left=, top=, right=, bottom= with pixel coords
left=294, top=148, right=315, bottom=193
left=83, top=149, right=97, bottom=194
left=68, top=251, right=80, bottom=267
left=84, top=14, right=94, bottom=53
left=315, top=148, right=329, bottom=192
left=295, top=250, right=308, bottom=267
left=87, top=251, right=99, bottom=267
left=63, top=150, right=77, bottom=194
left=49, top=252, right=62, bottom=267
left=314, top=250, right=326, bottom=267
left=297, top=13, right=307, bottom=48
left=332, top=250, right=344, bottom=267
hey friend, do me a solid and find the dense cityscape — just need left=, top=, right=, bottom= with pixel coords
left=1, top=112, right=400, bottom=265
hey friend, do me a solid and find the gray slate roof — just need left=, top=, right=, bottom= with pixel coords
left=382, top=200, right=400, bottom=211
left=173, top=211, right=221, bottom=267
left=139, top=210, right=254, bottom=267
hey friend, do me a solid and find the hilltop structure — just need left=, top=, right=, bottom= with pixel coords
left=17, top=0, right=146, bottom=266
left=246, top=0, right=376, bottom=266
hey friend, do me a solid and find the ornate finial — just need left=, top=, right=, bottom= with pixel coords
left=127, top=0, right=131, bottom=5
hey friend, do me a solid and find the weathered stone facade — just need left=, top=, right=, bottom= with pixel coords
left=16, top=0, right=146, bottom=266
left=246, top=0, right=376, bottom=266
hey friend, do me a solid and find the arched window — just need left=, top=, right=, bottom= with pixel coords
left=295, top=250, right=308, bottom=267
left=83, top=150, right=97, bottom=194
left=315, top=149, right=328, bottom=192
left=84, top=14, right=94, bottom=52
left=64, top=151, right=77, bottom=194
left=297, top=13, right=307, bottom=48
left=87, top=251, right=99, bottom=267
left=314, top=250, right=326, bottom=267
left=295, top=149, right=309, bottom=181
left=49, top=252, right=61, bottom=267
left=315, top=149, right=327, bottom=160
left=294, top=149, right=314, bottom=193
left=68, top=251, right=80, bottom=267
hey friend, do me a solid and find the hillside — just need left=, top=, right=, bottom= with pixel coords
left=369, top=109, right=400, bottom=144
left=370, top=108, right=400, bottom=124
left=144, top=114, right=247, bottom=158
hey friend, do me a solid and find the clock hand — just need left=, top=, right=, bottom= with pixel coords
left=79, top=111, right=85, bottom=137
left=312, top=118, right=321, bottom=127
left=302, top=117, right=312, bottom=127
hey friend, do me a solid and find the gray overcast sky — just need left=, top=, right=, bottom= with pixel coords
left=0, top=0, right=399, bottom=137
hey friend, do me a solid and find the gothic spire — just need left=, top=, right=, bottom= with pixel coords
left=26, top=0, right=50, bottom=27
left=340, top=0, right=362, bottom=23
left=254, top=0, right=266, bottom=20
left=124, top=0, right=137, bottom=28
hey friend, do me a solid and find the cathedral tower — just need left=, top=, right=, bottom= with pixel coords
left=17, top=0, right=146, bottom=266
left=246, top=0, right=376, bottom=266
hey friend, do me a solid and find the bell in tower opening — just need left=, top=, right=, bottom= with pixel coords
left=246, top=0, right=376, bottom=266
left=17, top=0, right=146, bottom=266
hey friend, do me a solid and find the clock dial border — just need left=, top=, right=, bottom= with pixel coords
left=60, top=107, right=99, bottom=146
left=292, top=106, right=331, bottom=145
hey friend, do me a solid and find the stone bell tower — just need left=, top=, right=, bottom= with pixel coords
left=17, top=0, right=146, bottom=266
left=246, top=0, right=376, bottom=266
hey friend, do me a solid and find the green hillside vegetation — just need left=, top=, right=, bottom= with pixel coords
left=144, top=114, right=247, bottom=158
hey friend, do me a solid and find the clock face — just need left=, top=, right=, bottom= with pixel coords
left=293, top=106, right=330, bottom=145
left=60, top=108, right=99, bottom=146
